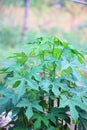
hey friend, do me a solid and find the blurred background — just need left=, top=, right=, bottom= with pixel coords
left=0, top=0, right=87, bottom=62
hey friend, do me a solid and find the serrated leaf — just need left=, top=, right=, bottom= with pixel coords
left=47, top=113, right=56, bottom=125
left=0, top=88, right=17, bottom=106
left=40, top=79, right=51, bottom=93
left=79, top=110, right=87, bottom=120
left=34, top=114, right=49, bottom=128
left=60, top=95, right=87, bottom=122
left=32, top=101, right=43, bottom=112
left=16, top=79, right=25, bottom=99
left=12, top=94, right=18, bottom=105
left=0, top=88, right=14, bottom=96
left=61, top=59, right=70, bottom=70
left=51, top=107, right=70, bottom=124
left=29, top=66, right=43, bottom=81
left=0, top=97, right=9, bottom=105
left=6, top=77, right=20, bottom=86
left=72, top=67, right=81, bottom=80
left=33, top=74, right=41, bottom=81
left=79, top=118, right=87, bottom=129
left=16, top=98, right=29, bottom=107
left=42, top=116, right=49, bottom=127
left=52, top=83, right=60, bottom=97
left=54, top=48, right=63, bottom=58
left=69, top=103, right=78, bottom=122
left=26, top=79, right=38, bottom=90
left=52, top=85, right=60, bottom=97
left=48, top=126, right=55, bottom=130
left=34, top=118, right=41, bottom=129
left=25, top=105, right=33, bottom=120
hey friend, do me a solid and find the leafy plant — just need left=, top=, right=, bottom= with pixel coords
left=0, top=36, right=87, bottom=130
left=0, top=26, right=21, bottom=46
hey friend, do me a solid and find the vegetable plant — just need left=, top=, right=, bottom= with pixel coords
left=0, top=36, right=87, bottom=130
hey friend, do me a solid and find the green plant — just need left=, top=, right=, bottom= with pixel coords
left=0, top=26, right=21, bottom=47
left=0, top=36, right=87, bottom=130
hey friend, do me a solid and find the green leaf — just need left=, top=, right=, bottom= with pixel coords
left=51, top=107, right=70, bottom=124
left=42, top=116, right=49, bottom=127
left=60, top=96, right=77, bottom=121
left=33, top=74, right=41, bottom=81
left=9, top=52, right=28, bottom=64
left=47, top=113, right=56, bottom=125
left=12, top=94, right=18, bottom=105
left=52, top=83, right=60, bottom=97
left=79, top=117, right=87, bottom=129
left=72, top=96, right=87, bottom=111
left=0, top=97, right=9, bottom=105
left=72, top=67, right=81, bottom=80
left=54, top=48, right=63, bottom=59
left=69, top=103, right=78, bottom=122
left=80, top=112, right=87, bottom=120
left=27, top=66, right=42, bottom=81
left=61, top=59, right=70, bottom=70
left=26, top=79, right=38, bottom=90
left=34, top=114, right=49, bottom=129
left=40, top=79, right=51, bottom=93
left=13, top=80, right=21, bottom=88
left=0, top=67, right=8, bottom=74
left=77, top=107, right=87, bottom=128
left=0, top=88, right=18, bottom=106
left=48, top=126, right=55, bottom=130
left=32, top=101, right=43, bottom=112
left=34, top=118, right=41, bottom=129
left=25, top=105, right=33, bottom=120
left=6, top=77, right=21, bottom=86
left=16, top=79, right=25, bottom=99
left=16, top=98, right=29, bottom=107
left=60, top=95, right=87, bottom=122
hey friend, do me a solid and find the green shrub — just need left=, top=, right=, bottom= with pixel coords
left=0, top=26, right=21, bottom=47
left=0, top=36, right=87, bottom=130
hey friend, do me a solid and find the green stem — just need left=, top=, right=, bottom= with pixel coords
left=57, top=48, right=65, bottom=107
left=52, top=44, right=56, bottom=81
left=49, top=96, right=54, bottom=111
left=52, top=43, right=55, bottom=56
left=52, top=62, right=56, bottom=81
left=42, top=51, right=46, bottom=78
left=58, top=47, right=65, bottom=59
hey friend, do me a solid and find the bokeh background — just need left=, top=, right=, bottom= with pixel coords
left=0, top=0, right=87, bottom=62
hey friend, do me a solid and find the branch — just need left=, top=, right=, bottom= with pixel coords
left=72, top=0, right=87, bottom=5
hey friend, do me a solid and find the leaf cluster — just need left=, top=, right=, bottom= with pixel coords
left=0, top=36, right=87, bottom=129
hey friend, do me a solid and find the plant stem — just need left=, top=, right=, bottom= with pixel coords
left=57, top=48, right=65, bottom=107
left=52, top=43, right=56, bottom=81
left=52, top=62, right=56, bottom=81
left=42, top=51, right=46, bottom=78
left=49, top=96, right=53, bottom=111
left=58, top=47, right=65, bottom=59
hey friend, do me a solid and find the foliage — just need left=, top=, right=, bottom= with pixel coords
left=0, top=26, right=21, bottom=46
left=61, top=30, right=87, bottom=49
left=0, top=0, right=24, bottom=6
left=0, top=36, right=87, bottom=129
left=0, top=0, right=73, bottom=8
